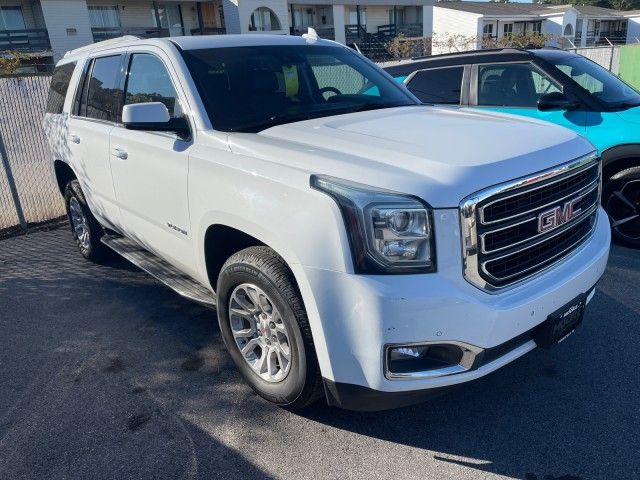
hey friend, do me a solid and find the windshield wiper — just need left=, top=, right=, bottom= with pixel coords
left=230, top=110, right=340, bottom=133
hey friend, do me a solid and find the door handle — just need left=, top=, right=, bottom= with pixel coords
left=111, top=148, right=128, bottom=160
left=69, top=134, right=81, bottom=144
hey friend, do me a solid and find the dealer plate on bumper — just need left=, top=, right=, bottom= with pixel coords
left=533, top=293, right=587, bottom=349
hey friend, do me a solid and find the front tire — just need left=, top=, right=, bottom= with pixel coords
left=603, top=166, right=640, bottom=249
left=216, top=246, right=322, bottom=409
left=64, top=180, right=110, bottom=262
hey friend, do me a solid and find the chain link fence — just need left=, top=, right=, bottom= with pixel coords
left=0, top=74, right=65, bottom=237
left=567, top=46, right=621, bottom=74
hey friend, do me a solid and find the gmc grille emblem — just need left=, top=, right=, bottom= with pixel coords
left=537, top=197, right=582, bottom=233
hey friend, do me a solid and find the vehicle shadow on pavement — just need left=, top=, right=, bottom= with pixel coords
left=0, top=228, right=278, bottom=479
left=1, top=228, right=638, bottom=480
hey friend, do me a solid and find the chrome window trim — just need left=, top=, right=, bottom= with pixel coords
left=460, top=151, right=601, bottom=293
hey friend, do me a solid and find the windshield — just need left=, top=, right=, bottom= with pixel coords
left=549, top=55, right=640, bottom=110
left=181, top=44, right=418, bottom=132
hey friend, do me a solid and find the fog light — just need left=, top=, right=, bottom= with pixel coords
left=387, top=344, right=465, bottom=375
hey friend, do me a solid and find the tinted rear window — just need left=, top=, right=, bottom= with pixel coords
left=46, top=62, right=76, bottom=114
left=406, top=67, right=464, bottom=104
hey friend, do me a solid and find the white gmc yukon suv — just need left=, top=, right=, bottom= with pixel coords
left=44, top=34, right=610, bottom=411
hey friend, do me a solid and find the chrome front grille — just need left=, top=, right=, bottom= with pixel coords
left=460, top=153, right=601, bottom=291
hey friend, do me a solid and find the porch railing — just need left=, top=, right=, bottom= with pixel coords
left=290, top=25, right=335, bottom=40
left=0, top=29, right=51, bottom=52
left=345, top=24, right=366, bottom=43
left=584, top=31, right=628, bottom=46
left=91, top=27, right=170, bottom=42
left=377, top=23, right=422, bottom=39
left=190, top=27, right=226, bottom=35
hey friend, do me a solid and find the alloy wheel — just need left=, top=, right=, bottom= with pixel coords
left=228, top=283, right=292, bottom=383
left=606, top=179, right=640, bottom=243
left=69, top=196, right=90, bottom=249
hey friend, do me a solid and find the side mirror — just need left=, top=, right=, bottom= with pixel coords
left=537, top=92, right=579, bottom=112
left=122, top=102, right=190, bottom=138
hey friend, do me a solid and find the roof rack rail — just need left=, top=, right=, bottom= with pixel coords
left=407, top=47, right=531, bottom=61
left=64, top=35, right=141, bottom=57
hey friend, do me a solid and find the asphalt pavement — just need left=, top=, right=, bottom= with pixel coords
left=0, top=225, right=638, bottom=480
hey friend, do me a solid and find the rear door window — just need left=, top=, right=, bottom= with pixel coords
left=46, top=62, right=76, bottom=114
left=406, top=67, right=464, bottom=104
left=82, top=55, right=124, bottom=122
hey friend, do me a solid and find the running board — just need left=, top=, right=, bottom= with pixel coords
left=101, top=234, right=216, bottom=307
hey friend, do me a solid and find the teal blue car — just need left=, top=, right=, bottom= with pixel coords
left=389, top=49, right=640, bottom=248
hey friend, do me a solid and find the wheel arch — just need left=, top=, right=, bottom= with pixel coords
left=53, top=160, right=77, bottom=195
left=601, top=144, right=640, bottom=181
left=199, top=217, right=336, bottom=383
left=203, top=224, right=266, bottom=292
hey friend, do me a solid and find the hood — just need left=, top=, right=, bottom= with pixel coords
left=227, top=106, right=595, bottom=208
left=616, top=105, right=640, bottom=125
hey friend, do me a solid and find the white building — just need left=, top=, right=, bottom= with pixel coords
left=0, top=0, right=433, bottom=66
left=432, top=2, right=640, bottom=54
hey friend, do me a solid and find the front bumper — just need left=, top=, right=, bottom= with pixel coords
left=298, top=207, right=611, bottom=409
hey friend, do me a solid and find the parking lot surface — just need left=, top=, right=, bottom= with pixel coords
left=1, top=226, right=638, bottom=480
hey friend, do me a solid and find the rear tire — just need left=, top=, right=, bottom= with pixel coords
left=216, top=246, right=322, bottom=409
left=64, top=180, right=110, bottom=262
left=603, top=166, right=640, bottom=249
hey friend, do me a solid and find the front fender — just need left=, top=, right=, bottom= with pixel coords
left=189, top=144, right=354, bottom=383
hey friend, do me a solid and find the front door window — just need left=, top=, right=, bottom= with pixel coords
left=477, top=63, right=561, bottom=108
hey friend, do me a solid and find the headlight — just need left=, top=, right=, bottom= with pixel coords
left=311, top=175, right=435, bottom=274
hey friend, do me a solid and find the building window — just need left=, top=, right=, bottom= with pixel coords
left=88, top=6, right=121, bottom=28
left=250, top=7, right=281, bottom=31
left=348, top=7, right=366, bottom=27
left=503, top=23, right=513, bottom=36
left=563, top=24, right=574, bottom=37
left=154, top=4, right=184, bottom=36
left=529, top=21, right=542, bottom=34
left=292, top=6, right=314, bottom=27
left=483, top=23, right=494, bottom=37
left=0, top=6, right=26, bottom=30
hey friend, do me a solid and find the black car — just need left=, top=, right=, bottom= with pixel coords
left=386, top=48, right=640, bottom=248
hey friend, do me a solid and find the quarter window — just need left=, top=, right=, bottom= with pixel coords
left=46, top=62, right=76, bottom=114
left=125, top=53, right=179, bottom=117
left=406, top=67, right=464, bottom=104
left=477, top=63, right=561, bottom=107
left=83, top=55, right=124, bottom=122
